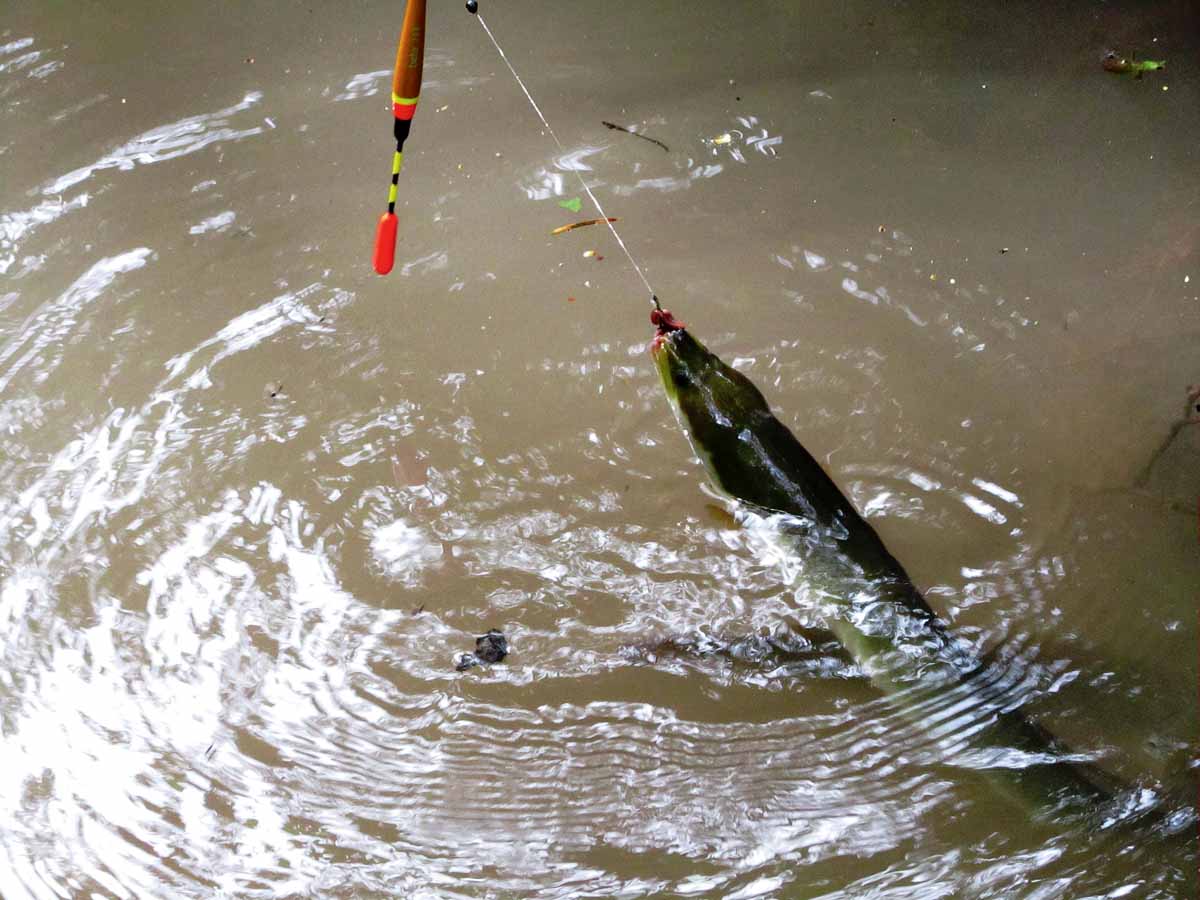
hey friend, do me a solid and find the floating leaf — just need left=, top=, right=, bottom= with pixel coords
left=558, top=197, right=583, bottom=213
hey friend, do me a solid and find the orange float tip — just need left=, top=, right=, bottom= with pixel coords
left=373, top=212, right=398, bottom=275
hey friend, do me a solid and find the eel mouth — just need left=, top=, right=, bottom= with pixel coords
left=650, top=308, right=686, bottom=351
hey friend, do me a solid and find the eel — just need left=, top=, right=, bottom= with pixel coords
left=648, top=307, right=1123, bottom=812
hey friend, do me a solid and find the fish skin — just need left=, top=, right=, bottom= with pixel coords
left=649, top=311, right=1120, bottom=809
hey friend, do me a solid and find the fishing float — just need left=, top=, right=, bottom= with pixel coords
left=372, top=0, right=430, bottom=275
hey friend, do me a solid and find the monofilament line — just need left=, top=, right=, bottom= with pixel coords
left=475, top=12, right=660, bottom=307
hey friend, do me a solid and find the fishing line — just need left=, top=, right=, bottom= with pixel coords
left=472, top=10, right=662, bottom=310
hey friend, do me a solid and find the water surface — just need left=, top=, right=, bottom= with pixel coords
left=1, top=1, right=1197, bottom=897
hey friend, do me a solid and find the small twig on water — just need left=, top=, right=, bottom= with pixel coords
left=602, top=120, right=669, bottom=152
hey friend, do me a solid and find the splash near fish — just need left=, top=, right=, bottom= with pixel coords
left=649, top=308, right=1126, bottom=812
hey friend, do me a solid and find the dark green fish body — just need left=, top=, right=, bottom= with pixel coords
left=650, top=311, right=935, bottom=618
left=649, top=309, right=1119, bottom=809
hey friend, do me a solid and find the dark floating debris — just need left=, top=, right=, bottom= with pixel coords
left=602, top=120, right=669, bottom=152
left=475, top=629, right=508, bottom=662
left=455, top=629, right=508, bottom=672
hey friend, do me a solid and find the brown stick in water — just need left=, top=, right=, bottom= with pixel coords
left=551, top=218, right=618, bottom=236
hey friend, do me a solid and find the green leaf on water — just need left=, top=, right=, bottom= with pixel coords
left=558, top=197, right=582, bottom=213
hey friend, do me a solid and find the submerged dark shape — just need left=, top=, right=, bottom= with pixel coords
left=650, top=310, right=1120, bottom=810
left=1134, top=384, right=1200, bottom=488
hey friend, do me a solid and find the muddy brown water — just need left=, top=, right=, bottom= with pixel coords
left=1, top=1, right=1197, bottom=897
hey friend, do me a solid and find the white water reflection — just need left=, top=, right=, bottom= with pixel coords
left=332, top=53, right=489, bottom=102
left=48, top=92, right=109, bottom=123
left=44, top=92, right=265, bottom=195
left=706, top=115, right=784, bottom=162
left=614, top=163, right=724, bottom=196
left=0, top=193, right=90, bottom=276
left=1, top=92, right=265, bottom=275
left=554, top=143, right=605, bottom=172
left=370, top=518, right=444, bottom=586
left=0, top=247, right=152, bottom=391
left=771, top=229, right=1047, bottom=355
left=188, top=211, right=235, bottom=235
left=334, top=68, right=390, bottom=102
left=0, top=37, right=35, bottom=56
left=0, top=48, right=43, bottom=76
